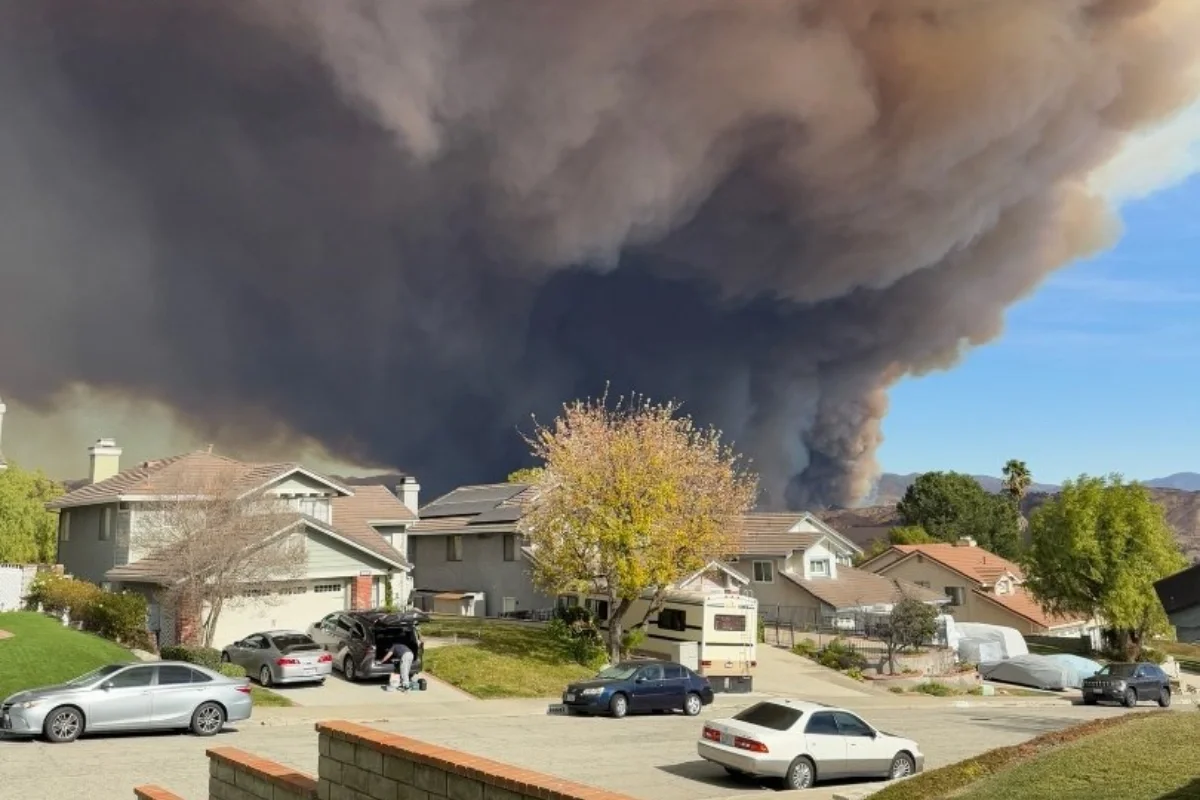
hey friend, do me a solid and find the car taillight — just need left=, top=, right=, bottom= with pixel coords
left=236, top=685, right=252, bottom=695
left=701, top=660, right=712, bottom=667
left=702, top=726, right=721, bottom=742
left=276, top=657, right=300, bottom=666
left=317, top=653, right=332, bottom=664
left=733, top=736, right=769, bottom=754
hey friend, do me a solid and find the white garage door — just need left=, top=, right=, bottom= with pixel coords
left=209, top=581, right=347, bottom=649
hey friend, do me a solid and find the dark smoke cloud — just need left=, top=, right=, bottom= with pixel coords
left=2, top=0, right=1198, bottom=507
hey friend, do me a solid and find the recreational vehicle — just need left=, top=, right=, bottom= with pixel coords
left=560, top=589, right=759, bottom=693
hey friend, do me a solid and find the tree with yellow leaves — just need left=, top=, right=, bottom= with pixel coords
left=517, top=392, right=759, bottom=663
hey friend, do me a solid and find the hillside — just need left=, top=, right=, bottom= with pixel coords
left=822, top=486, right=1200, bottom=563
left=866, top=471, right=1200, bottom=505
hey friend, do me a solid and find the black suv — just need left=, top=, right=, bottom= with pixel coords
left=1081, top=662, right=1172, bottom=707
left=306, top=610, right=426, bottom=682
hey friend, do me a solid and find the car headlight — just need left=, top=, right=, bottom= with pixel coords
left=14, top=700, right=42, bottom=710
left=1114, top=681, right=1126, bottom=691
left=580, top=688, right=604, bottom=697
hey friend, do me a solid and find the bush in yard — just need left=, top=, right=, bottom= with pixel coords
left=1140, top=646, right=1166, bottom=664
left=27, top=572, right=102, bottom=620
left=885, top=596, right=939, bottom=674
left=757, top=616, right=765, bottom=644
left=913, top=681, right=958, bottom=696
left=80, top=591, right=148, bottom=646
left=817, top=638, right=868, bottom=672
left=547, top=610, right=606, bottom=668
left=160, top=644, right=224, bottom=670
left=792, top=638, right=819, bottom=658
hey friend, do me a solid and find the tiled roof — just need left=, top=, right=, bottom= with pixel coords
left=46, top=451, right=352, bottom=509
left=737, top=513, right=822, bottom=555
left=784, top=567, right=946, bottom=611
left=973, top=588, right=1085, bottom=630
left=890, top=543, right=1024, bottom=585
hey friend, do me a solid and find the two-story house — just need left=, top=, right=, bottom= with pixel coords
left=47, top=439, right=417, bottom=646
left=859, top=539, right=1097, bottom=638
left=406, top=482, right=553, bottom=618
left=736, top=512, right=945, bottom=627
left=1155, top=561, right=1200, bottom=643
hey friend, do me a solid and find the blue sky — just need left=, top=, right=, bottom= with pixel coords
left=878, top=175, right=1200, bottom=484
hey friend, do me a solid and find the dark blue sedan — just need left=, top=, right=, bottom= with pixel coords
left=562, top=661, right=715, bottom=718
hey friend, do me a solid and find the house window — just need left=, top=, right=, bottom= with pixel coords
left=752, top=561, right=774, bottom=583
left=503, top=533, right=517, bottom=562
left=658, top=608, right=687, bottom=632
left=60, top=511, right=72, bottom=543
left=945, top=586, right=966, bottom=606
left=100, top=507, right=113, bottom=541
left=313, top=583, right=343, bottom=594
left=809, top=559, right=830, bottom=576
left=406, top=537, right=417, bottom=564
left=586, top=598, right=610, bottom=622
left=447, top=535, right=464, bottom=562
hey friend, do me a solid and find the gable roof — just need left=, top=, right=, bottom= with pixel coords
left=46, top=451, right=353, bottom=510
left=679, top=560, right=751, bottom=588
left=782, top=567, right=947, bottom=612
left=972, top=588, right=1086, bottom=630
left=410, top=482, right=535, bottom=535
left=868, top=543, right=1024, bottom=586
left=736, top=512, right=863, bottom=557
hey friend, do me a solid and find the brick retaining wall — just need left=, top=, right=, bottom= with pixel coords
left=132, top=719, right=639, bottom=800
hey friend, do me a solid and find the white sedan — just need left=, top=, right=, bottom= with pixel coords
left=697, top=699, right=924, bottom=790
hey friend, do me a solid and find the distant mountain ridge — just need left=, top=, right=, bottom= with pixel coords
left=866, top=471, right=1200, bottom=505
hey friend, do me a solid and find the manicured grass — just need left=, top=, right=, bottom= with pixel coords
left=1152, top=639, right=1200, bottom=674
left=0, top=611, right=135, bottom=699
left=249, top=686, right=293, bottom=707
left=870, top=712, right=1188, bottom=800
left=421, top=617, right=593, bottom=699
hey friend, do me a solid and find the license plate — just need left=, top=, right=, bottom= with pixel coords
left=303, top=667, right=316, bottom=675
left=565, top=693, right=576, bottom=702
left=721, top=733, right=733, bottom=746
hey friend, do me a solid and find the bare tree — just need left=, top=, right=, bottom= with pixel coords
left=137, top=465, right=307, bottom=647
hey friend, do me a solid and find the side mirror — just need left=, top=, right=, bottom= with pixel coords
left=869, top=730, right=877, bottom=739
left=101, top=681, right=113, bottom=691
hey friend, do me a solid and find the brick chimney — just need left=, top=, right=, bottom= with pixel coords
left=397, top=476, right=420, bottom=514
left=88, top=438, right=123, bottom=484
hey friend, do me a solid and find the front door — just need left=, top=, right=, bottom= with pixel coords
left=803, top=712, right=849, bottom=778
left=149, top=664, right=205, bottom=727
left=86, top=665, right=155, bottom=730
left=833, top=711, right=888, bottom=776
left=630, top=664, right=669, bottom=711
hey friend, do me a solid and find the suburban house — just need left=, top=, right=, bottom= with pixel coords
left=732, top=512, right=945, bottom=627
left=1155, top=562, right=1200, bottom=643
left=859, top=539, right=1098, bottom=638
left=407, top=482, right=554, bottom=618
left=46, top=439, right=417, bottom=646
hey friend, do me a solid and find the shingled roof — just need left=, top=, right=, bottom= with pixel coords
left=46, top=451, right=353, bottom=510
left=410, top=482, right=535, bottom=535
left=784, top=567, right=946, bottom=612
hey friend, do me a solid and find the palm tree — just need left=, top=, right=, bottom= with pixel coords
left=1002, top=459, right=1032, bottom=504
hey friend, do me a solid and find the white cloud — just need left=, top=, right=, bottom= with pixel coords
left=1090, top=100, right=1200, bottom=204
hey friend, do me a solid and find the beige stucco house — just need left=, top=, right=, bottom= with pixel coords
left=859, top=539, right=1097, bottom=637
left=47, top=440, right=416, bottom=647
left=733, top=512, right=944, bottom=627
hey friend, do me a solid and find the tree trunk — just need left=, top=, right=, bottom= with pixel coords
left=202, top=596, right=224, bottom=649
left=606, top=597, right=631, bottom=664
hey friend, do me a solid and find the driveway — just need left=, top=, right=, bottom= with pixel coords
left=1, top=695, right=1167, bottom=800
left=268, top=670, right=474, bottom=706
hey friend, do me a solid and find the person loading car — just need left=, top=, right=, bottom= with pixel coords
left=379, top=640, right=414, bottom=691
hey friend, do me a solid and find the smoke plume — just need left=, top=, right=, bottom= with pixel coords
left=2, top=0, right=1199, bottom=506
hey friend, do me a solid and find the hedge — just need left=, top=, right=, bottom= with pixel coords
left=160, top=645, right=224, bottom=671
left=26, top=573, right=151, bottom=648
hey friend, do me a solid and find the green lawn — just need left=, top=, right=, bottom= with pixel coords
left=421, top=617, right=593, bottom=698
left=0, top=611, right=291, bottom=707
left=0, top=611, right=135, bottom=699
left=871, top=712, right=1198, bottom=800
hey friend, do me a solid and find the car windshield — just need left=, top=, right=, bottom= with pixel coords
left=271, top=634, right=319, bottom=652
left=63, top=664, right=126, bottom=688
left=733, top=702, right=805, bottom=731
left=595, top=665, right=639, bottom=681
left=1098, top=664, right=1138, bottom=678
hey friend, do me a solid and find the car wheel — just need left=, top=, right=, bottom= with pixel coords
left=1082, top=696, right=1097, bottom=705
left=344, top=657, right=357, bottom=682
left=259, top=666, right=273, bottom=687
left=783, top=756, right=815, bottom=790
left=889, top=752, right=916, bottom=780
left=190, top=702, right=226, bottom=737
left=1122, top=688, right=1137, bottom=708
left=609, top=693, right=628, bottom=719
left=1159, top=687, right=1172, bottom=708
left=683, top=692, right=703, bottom=717
left=42, top=706, right=84, bottom=744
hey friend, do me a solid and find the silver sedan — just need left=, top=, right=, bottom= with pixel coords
left=221, top=629, right=333, bottom=687
left=0, top=662, right=253, bottom=743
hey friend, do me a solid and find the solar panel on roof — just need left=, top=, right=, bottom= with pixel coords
left=471, top=505, right=524, bottom=524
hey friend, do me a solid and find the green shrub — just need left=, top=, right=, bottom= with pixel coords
left=160, top=644, right=223, bottom=670
left=845, top=667, right=865, bottom=681
left=913, top=681, right=958, bottom=696
left=889, top=686, right=906, bottom=694
left=817, top=638, right=868, bottom=672
left=791, top=638, right=819, bottom=658
left=80, top=591, right=148, bottom=646
left=547, top=614, right=606, bottom=668
left=1140, top=647, right=1167, bottom=664
left=757, top=616, right=766, bottom=644
left=217, top=663, right=247, bottom=679
left=28, top=573, right=103, bottom=620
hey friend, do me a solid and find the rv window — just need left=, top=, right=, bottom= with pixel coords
left=657, top=608, right=687, bottom=632
left=713, top=614, right=746, bottom=632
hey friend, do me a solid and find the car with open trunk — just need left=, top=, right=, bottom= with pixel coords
left=306, top=609, right=425, bottom=681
